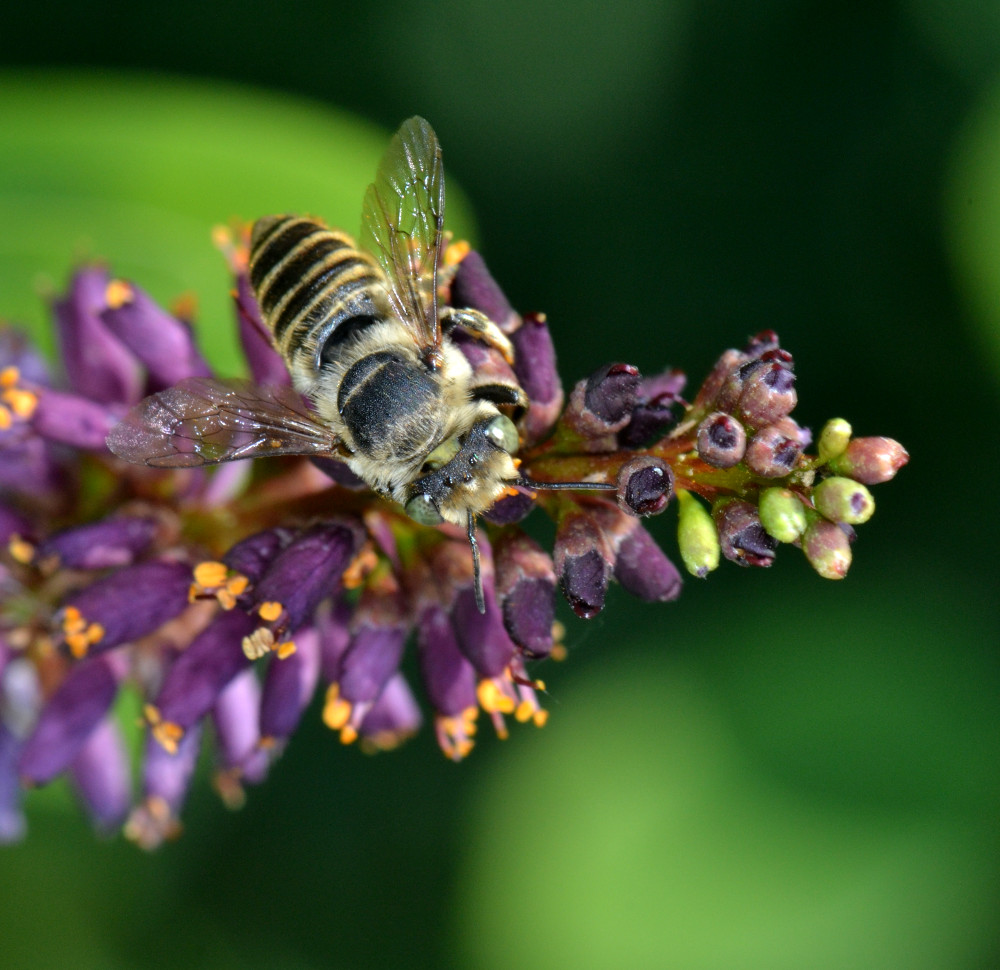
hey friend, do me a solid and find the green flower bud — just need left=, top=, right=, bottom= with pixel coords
left=676, top=490, right=720, bottom=578
left=759, top=487, right=808, bottom=542
left=802, top=519, right=852, bottom=579
left=813, top=476, right=875, bottom=524
left=817, top=418, right=852, bottom=462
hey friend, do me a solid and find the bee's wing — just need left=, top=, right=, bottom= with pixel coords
left=360, top=116, right=445, bottom=356
left=106, top=377, right=343, bottom=468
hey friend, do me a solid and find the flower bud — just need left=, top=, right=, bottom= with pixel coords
left=736, top=360, right=796, bottom=428
left=817, top=418, right=852, bottom=462
left=451, top=250, right=519, bottom=332
left=758, top=487, right=808, bottom=543
left=676, top=491, right=720, bottom=578
left=802, top=519, right=852, bottom=579
left=813, top=476, right=875, bottom=525
left=494, top=532, right=556, bottom=657
left=613, top=525, right=682, bottom=602
left=553, top=511, right=612, bottom=618
left=828, top=437, right=909, bottom=484
left=713, top=499, right=777, bottom=567
left=696, top=412, right=747, bottom=468
left=618, top=368, right=685, bottom=447
left=564, top=363, right=640, bottom=438
left=616, top=456, right=673, bottom=516
left=744, top=417, right=805, bottom=478
left=511, top=313, right=563, bottom=445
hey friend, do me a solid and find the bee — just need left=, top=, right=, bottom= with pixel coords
left=107, top=117, right=613, bottom=610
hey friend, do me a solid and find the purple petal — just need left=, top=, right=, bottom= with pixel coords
left=451, top=251, right=518, bottom=331
left=69, top=714, right=131, bottom=833
left=0, top=723, right=25, bottom=842
left=259, top=626, right=321, bottom=742
left=511, top=313, right=564, bottom=444
left=339, top=622, right=408, bottom=706
left=359, top=674, right=422, bottom=745
left=31, top=388, right=125, bottom=451
left=613, top=525, right=682, bottom=602
left=417, top=603, right=477, bottom=716
left=452, top=584, right=516, bottom=678
left=0, top=327, right=50, bottom=386
left=53, top=267, right=144, bottom=405
left=212, top=666, right=263, bottom=772
left=36, top=514, right=157, bottom=570
left=223, top=528, right=294, bottom=584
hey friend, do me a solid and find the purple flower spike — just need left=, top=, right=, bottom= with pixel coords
left=358, top=673, right=422, bottom=749
left=259, top=626, right=321, bottom=743
left=35, top=514, right=157, bottom=571
left=495, top=532, right=556, bottom=657
left=417, top=602, right=478, bottom=718
left=32, top=388, right=125, bottom=451
left=53, top=268, right=143, bottom=406
left=18, top=651, right=127, bottom=785
left=69, top=715, right=131, bottom=833
left=451, top=251, right=519, bottom=332
left=58, top=559, right=192, bottom=658
left=126, top=724, right=202, bottom=849
left=152, top=608, right=256, bottom=747
left=0, top=723, right=26, bottom=842
left=511, top=313, right=564, bottom=444
left=614, top=525, right=682, bottom=602
left=99, top=280, right=212, bottom=391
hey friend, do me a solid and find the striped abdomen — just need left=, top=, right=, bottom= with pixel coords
left=248, top=215, right=387, bottom=377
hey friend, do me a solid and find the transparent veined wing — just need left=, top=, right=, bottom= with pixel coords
left=106, top=377, right=343, bottom=468
left=360, top=116, right=445, bottom=359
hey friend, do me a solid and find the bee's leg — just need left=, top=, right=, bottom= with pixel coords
left=441, top=308, right=514, bottom=365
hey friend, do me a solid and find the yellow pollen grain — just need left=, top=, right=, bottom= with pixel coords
left=0, top=406, right=11, bottom=431
left=258, top=600, right=283, bottom=622
left=86, top=622, right=105, bottom=645
left=477, top=680, right=515, bottom=714
left=211, top=224, right=232, bottom=249
left=342, top=546, right=377, bottom=589
left=339, top=725, right=358, bottom=745
left=444, top=239, right=470, bottom=266
left=8, top=536, right=35, bottom=564
left=2, top=388, right=37, bottom=419
left=143, top=703, right=161, bottom=725
left=242, top=627, right=274, bottom=660
left=193, top=560, right=228, bottom=588
left=323, top=698, right=352, bottom=731
left=61, top=606, right=85, bottom=633
left=226, top=574, right=248, bottom=596
left=105, top=279, right=134, bottom=309
left=550, top=643, right=567, bottom=662
left=152, top=720, right=184, bottom=754
left=276, top=640, right=297, bottom=660
left=514, top=700, right=534, bottom=723
left=258, top=736, right=277, bottom=750
left=533, top=709, right=549, bottom=728
left=66, top=632, right=90, bottom=659
left=0, top=365, right=19, bottom=387
left=187, top=583, right=200, bottom=603
left=216, top=590, right=235, bottom=610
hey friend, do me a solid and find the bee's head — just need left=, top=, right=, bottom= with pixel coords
left=403, top=413, right=520, bottom=528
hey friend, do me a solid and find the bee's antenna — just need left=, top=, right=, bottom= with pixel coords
left=467, top=510, right=486, bottom=614
left=516, top=476, right=618, bottom=493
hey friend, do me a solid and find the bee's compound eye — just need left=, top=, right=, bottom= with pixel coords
left=424, top=435, right=461, bottom=471
left=405, top=493, right=444, bottom=525
left=484, top=414, right=519, bottom=453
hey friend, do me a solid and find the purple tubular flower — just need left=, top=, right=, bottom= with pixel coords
left=151, top=608, right=256, bottom=746
left=35, top=514, right=157, bottom=570
left=452, top=578, right=517, bottom=678
left=618, top=368, right=685, bottom=447
left=358, top=674, right=422, bottom=749
left=714, top=500, right=777, bottom=567
left=616, top=456, right=673, bottom=516
left=126, top=723, right=202, bottom=849
left=318, top=597, right=353, bottom=683
left=31, top=388, right=125, bottom=451
left=259, top=626, right=321, bottom=743
left=0, top=327, right=50, bottom=387
left=53, top=267, right=143, bottom=406
left=417, top=603, right=478, bottom=717
left=58, top=559, right=192, bottom=658
left=18, top=651, right=127, bottom=785
left=0, top=436, right=64, bottom=499
left=613, top=525, right=682, bottom=602
left=565, top=363, right=641, bottom=438
left=0, top=723, right=26, bottom=842
left=211, top=666, right=269, bottom=790
left=232, top=270, right=292, bottom=387
left=494, top=532, right=556, bottom=657
left=69, top=715, right=131, bottom=833
left=554, top=512, right=612, bottom=618
left=99, top=280, right=212, bottom=391
left=451, top=251, right=519, bottom=332
left=339, top=619, right=408, bottom=711
left=511, top=312, right=564, bottom=444
left=223, top=528, right=294, bottom=585
left=246, top=521, right=363, bottom=633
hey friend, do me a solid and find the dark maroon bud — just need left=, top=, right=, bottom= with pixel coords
left=714, top=499, right=777, bottom=567
left=715, top=358, right=761, bottom=414
left=417, top=603, right=478, bottom=717
left=759, top=347, right=794, bottom=369
left=743, top=330, right=780, bottom=356
left=18, top=652, right=127, bottom=785
left=512, top=313, right=563, bottom=445
left=613, top=525, right=682, bottom=602
left=495, top=532, right=557, bottom=657
left=564, top=363, right=641, bottom=438
left=553, top=513, right=612, bottom=618
left=736, top=361, right=797, bottom=428
left=35, top=515, right=157, bottom=570
left=616, top=456, right=673, bottom=516
left=744, top=417, right=805, bottom=478
left=223, top=528, right=294, bottom=584
left=696, top=412, right=747, bottom=468
left=99, top=280, right=212, bottom=391
left=451, top=250, right=519, bottom=332
left=483, top=486, right=536, bottom=525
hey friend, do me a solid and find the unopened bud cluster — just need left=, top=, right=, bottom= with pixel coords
left=0, top=240, right=906, bottom=845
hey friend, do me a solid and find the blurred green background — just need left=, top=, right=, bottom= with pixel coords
left=1, top=2, right=999, bottom=968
